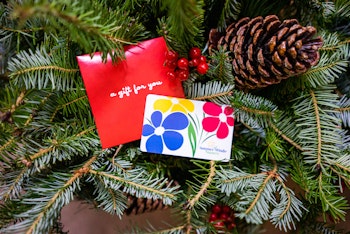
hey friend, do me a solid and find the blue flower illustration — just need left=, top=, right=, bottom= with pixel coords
left=142, top=111, right=189, bottom=153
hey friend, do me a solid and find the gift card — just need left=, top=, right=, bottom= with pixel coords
left=77, top=37, right=185, bottom=148
left=140, top=94, right=234, bottom=161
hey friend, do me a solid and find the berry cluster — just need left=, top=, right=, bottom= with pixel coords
left=209, top=204, right=236, bottom=231
left=164, top=47, right=209, bottom=81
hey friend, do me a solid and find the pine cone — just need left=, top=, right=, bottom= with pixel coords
left=209, top=15, right=323, bottom=90
left=125, top=195, right=168, bottom=215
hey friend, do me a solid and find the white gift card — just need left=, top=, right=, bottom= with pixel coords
left=140, top=94, right=234, bottom=161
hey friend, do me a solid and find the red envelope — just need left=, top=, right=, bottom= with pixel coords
left=77, top=37, right=185, bottom=148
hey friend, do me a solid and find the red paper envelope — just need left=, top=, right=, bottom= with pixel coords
left=77, top=37, right=184, bottom=148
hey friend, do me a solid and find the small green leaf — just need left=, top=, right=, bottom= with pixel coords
left=188, top=122, right=197, bottom=157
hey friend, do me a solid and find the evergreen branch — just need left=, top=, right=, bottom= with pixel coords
left=319, top=38, right=350, bottom=51
left=219, top=161, right=304, bottom=230
left=96, top=178, right=121, bottom=217
left=24, top=156, right=96, bottom=234
left=335, top=107, right=350, bottom=112
left=296, top=32, right=349, bottom=89
left=10, top=0, right=148, bottom=62
left=75, top=126, right=96, bottom=137
left=186, top=160, right=216, bottom=209
left=237, top=105, right=273, bottom=116
left=158, top=225, right=187, bottom=234
left=50, top=88, right=89, bottom=121
left=185, top=81, right=234, bottom=105
left=335, top=95, right=350, bottom=128
left=92, top=175, right=127, bottom=216
left=8, top=48, right=79, bottom=91
left=293, top=86, right=342, bottom=167
left=0, top=25, right=44, bottom=33
left=10, top=65, right=79, bottom=77
left=29, top=146, right=54, bottom=161
left=318, top=32, right=350, bottom=52
left=10, top=91, right=26, bottom=113
left=0, top=90, right=26, bottom=122
left=223, top=173, right=261, bottom=184
left=186, top=160, right=219, bottom=214
left=219, top=0, right=241, bottom=30
left=88, top=169, right=177, bottom=203
left=164, top=0, right=204, bottom=51
left=221, top=169, right=274, bottom=224
left=206, top=49, right=235, bottom=84
left=27, top=125, right=96, bottom=162
left=245, top=160, right=278, bottom=215
left=0, top=137, right=14, bottom=153
left=261, top=130, right=288, bottom=161
left=333, top=162, right=350, bottom=174
left=232, top=91, right=278, bottom=127
left=301, top=58, right=348, bottom=88
left=111, top=144, right=125, bottom=168
left=218, top=166, right=267, bottom=195
left=186, top=210, right=192, bottom=234
left=272, top=174, right=305, bottom=231
left=141, top=223, right=187, bottom=234
left=289, top=152, right=317, bottom=198
left=317, top=173, right=348, bottom=221
left=275, top=177, right=292, bottom=219
left=1, top=88, right=54, bottom=128
left=24, top=92, right=53, bottom=126
left=310, top=90, right=323, bottom=166
left=269, top=120, right=303, bottom=151
left=192, top=90, right=232, bottom=101
left=244, top=173, right=274, bottom=216
left=329, top=166, right=350, bottom=188
left=55, top=95, right=87, bottom=113
left=1, top=167, right=29, bottom=201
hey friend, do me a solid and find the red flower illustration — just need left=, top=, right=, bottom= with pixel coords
left=202, top=102, right=234, bottom=139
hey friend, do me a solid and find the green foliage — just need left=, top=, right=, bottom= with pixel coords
left=232, top=91, right=279, bottom=128
left=261, top=130, right=287, bottom=161
left=1, top=171, right=80, bottom=234
left=217, top=164, right=305, bottom=232
left=185, top=80, right=234, bottom=104
left=8, top=47, right=79, bottom=91
left=158, top=0, right=205, bottom=54
left=292, top=85, right=341, bottom=167
left=207, top=49, right=235, bottom=84
left=322, top=0, right=350, bottom=36
left=9, top=0, right=147, bottom=62
left=239, top=0, right=290, bottom=18
left=204, top=0, right=241, bottom=32
left=1, top=0, right=350, bottom=233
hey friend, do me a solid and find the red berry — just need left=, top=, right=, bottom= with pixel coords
left=213, top=221, right=225, bottom=229
left=166, top=60, right=178, bottom=69
left=211, top=204, right=222, bottom=214
left=189, top=47, right=201, bottom=59
left=166, top=71, right=176, bottom=79
left=165, top=50, right=178, bottom=61
left=219, top=213, right=229, bottom=222
left=197, top=62, right=209, bottom=74
left=209, top=213, right=218, bottom=222
left=227, top=222, right=236, bottom=230
left=188, top=58, right=199, bottom=67
left=222, top=205, right=231, bottom=214
left=176, top=69, right=189, bottom=81
left=177, top=58, right=189, bottom=70
left=225, top=216, right=234, bottom=224
left=199, top=55, right=207, bottom=63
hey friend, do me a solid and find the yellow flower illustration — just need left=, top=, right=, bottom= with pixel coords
left=154, top=97, right=194, bottom=114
